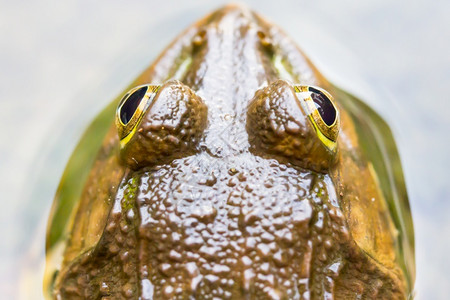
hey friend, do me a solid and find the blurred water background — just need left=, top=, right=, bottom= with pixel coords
left=0, top=0, right=449, bottom=299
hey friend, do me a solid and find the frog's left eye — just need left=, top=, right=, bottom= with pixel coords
left=116, top=85, right=161, bottom=147
left=293, top=85, right=340, bottom=151
left=115, top=80, right=208, bottom=169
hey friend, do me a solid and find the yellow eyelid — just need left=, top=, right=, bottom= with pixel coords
left=119, top=126, right=137, bottom=148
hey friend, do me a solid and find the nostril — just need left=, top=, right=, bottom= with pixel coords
left=119, top=86, right=148, bottom=124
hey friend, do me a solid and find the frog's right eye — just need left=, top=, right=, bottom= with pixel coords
left=115, top=80, right=208, bottom=169
left=293, top=85, right=340, bottom=151
left=246, top=80, right=339, bottom=172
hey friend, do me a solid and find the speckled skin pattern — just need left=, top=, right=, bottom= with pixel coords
left=53, top=4, right=407, bottom=299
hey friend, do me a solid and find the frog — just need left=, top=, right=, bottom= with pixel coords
left=44, top=4, right=415, bottom=299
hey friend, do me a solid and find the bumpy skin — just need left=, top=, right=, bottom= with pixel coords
left=52, top=4, right=407, bottom=300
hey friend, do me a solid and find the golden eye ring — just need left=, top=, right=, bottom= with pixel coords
left=115, top=84, right=161, bottom=147
left=293, top=85, right=340, bottom=151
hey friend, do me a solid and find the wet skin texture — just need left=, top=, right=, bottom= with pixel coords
left=52, top=5, right=407, bottom=299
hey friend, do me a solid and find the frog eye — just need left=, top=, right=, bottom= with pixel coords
left=246, top=80, right=338, bottom=172
left=116, top=80, right=208, bottom=169
left=293, top=85, right=340, bottom=151
left=115, top=85, right=161, bottom=147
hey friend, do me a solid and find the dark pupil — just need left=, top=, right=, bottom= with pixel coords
left=310, top=89, right=336, bottom=126
left=119, top=86, right=147, bottom=124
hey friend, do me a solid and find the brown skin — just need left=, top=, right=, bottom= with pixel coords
left=51, top=4, right=406, bottom=299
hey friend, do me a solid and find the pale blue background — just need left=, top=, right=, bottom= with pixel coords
left=0, top=0, right=449, bottom=299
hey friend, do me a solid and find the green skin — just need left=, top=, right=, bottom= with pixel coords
left=45, top=4, right=413, bottom=300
